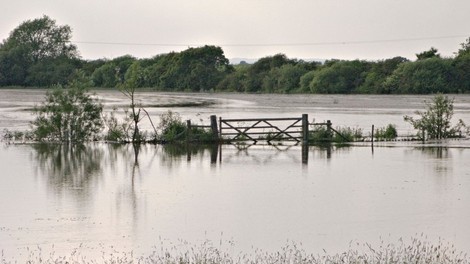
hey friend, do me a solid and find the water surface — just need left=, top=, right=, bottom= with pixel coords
left=1, top=90, right=470, bottom=260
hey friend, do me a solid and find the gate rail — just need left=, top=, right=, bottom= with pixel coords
left=219, top=115, right=309, bottom=144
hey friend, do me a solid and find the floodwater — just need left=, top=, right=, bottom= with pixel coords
left=1, top=89, right=470, bottom=260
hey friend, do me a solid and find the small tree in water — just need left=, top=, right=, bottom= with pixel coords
left=31, top=71, right=103, bottom=143
left=404, top=94, right=468, bottom=140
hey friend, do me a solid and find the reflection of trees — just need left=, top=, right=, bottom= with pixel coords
left=160, top=144, right=219, bottom=167
left=416, top=146, right=450, bottom=159
left=405, top=147, right=452, bottom=177
left=30, top=143, right=104, bottom=196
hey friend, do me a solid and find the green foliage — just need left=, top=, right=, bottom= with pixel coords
left=103, top=109, right=131, bottom=142
left=2, top=129, right=34, bottom=141
left=309, top=125, right=362, bottom=143
left=452, top=54, right=470, bottom=92
left=404, top=94, right=468, bottom=140
left=190, top=126, right=215, bottom=142
left=155, top=46, right=233, bottom=91
left=299, top=71, right=315, bottom=93
left=117, top=62, right=145, bottom=143
left=216, top=66, right=248, bottom=92
left=0, top=15, right=79, bottom=87
left=158, top=111, right=186, bottom=142
left=242, top=54, right=297, bottom=92
left=309, top=126, right=333, bottom=143
left=31, top=72, right=103, bottom=143
left=383, top=58, right=457, bottom=94
left=91, top=55, right=136, bottom=87
left=416, top=47, right=440, bottom=60
left=375, top=124, right=398, bottom=140
left=456, top=37, right=470, bottom=58
left=333, top=126, right=363, bottom=142
left=310, top=60, right=370, bottom=94
left=1, top=16, right=470, bottom=94
left=26, top=56, right=81, bottom=86
left=358, top=57, right=408, bottom=94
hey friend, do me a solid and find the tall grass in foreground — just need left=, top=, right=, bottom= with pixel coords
left=1, top=237, right=468, bottom=264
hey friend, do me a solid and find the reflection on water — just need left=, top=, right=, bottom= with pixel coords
left=31, top=143, right=104, bottom=196
left=1, top=142, right=470, bottom=260
left=417, top=146, right=449, bottom=159
left=161, top=143, right=219, bottom=166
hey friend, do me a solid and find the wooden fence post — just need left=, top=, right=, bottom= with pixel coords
left=302, top=143, right=308, bottom=164
left=302, top=114, right=309, bottom=145
left=326, top=120, right=332, bottom=141
left=210, top=115, right=219, bottom=141
left=371, top=124, right=374, bottom=145
left=186, top=120, right=192, bottom=142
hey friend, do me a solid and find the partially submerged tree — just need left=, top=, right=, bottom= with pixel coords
left=404, top=94, right=468, bottom=140
left=31, top=71, right=103, bottom=142
left=116, top=61, right=157, bottom=143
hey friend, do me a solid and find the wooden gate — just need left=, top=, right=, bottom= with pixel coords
left=219, top=115, right=309, bottom=144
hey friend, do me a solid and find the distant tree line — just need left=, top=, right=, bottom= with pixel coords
left=2, top=15, right=470, bottom=94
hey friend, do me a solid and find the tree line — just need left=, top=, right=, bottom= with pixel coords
left=2, top=15, right=470, bottom=94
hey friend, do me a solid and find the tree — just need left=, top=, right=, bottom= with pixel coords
left=0, top=15, right=79, bottom=86
left=119, top=62, right=144, bottom=142
left=452, top=53, right=470, bottom=92
left=382, top=58, right=456, bottom=94
left=310, top=60, right=370, bottom=93
left=243, top=54, right=295, bottom=92
left=456, top=37, right=470, bottom=58
left=261, top=64, right=307, bottom=93
left=117, top=61, right=158, bottom=143
left=404, top=94, right=468, bottom=140
left=416, top=47, right=440, bottom=60
left=31, top=71, right=103, bottom=142
left=299, top=71, right=315, bottom=93
left=358, top=57, right=408, bottom=94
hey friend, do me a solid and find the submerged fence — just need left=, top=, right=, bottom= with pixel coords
left=185, top=114, right=350, bottom=144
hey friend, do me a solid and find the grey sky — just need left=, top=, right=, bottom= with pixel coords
left=1, top=0, right=469, bottom=61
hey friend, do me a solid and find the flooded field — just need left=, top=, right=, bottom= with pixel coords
left=1, top=89, right=470, bottom=261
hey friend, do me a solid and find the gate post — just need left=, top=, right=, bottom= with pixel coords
left=302, top=114, right=309, bottom=145
left=186, top=120, right=192, bottom=142
left=326, top=120, right=332, bottom=141
left=210, top=115, right=219, bottom=141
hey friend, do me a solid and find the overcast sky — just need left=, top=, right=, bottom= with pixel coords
left=1, top=0, right=469, bottom=62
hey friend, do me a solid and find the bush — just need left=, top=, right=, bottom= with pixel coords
left=158, top=111, right=186, bottom=142
left=309, top=125, right=362, bottom=143
left=103, top=108, right=131, bottom=142
left=375, top=124, right=398, bottom=140
left=309, top=126, right=333, bottom=143
left=2, top=129, right=34, bottom=141
left=333, top=126, right=363, bottom=142
left=31, top=72, right=103, bottom=143
left=404, top=94, right=469, bottom=140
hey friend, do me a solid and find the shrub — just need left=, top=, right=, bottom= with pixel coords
left=31, top=72, right=103, bottom=143
left=404, top=94, right=469, bottom=140
left=333, top=126, right=363, bottom=142
left=103, top=108, right=131, bottom=142
left=309, top=126, right=333, bottom=142
left=158, top=111, right=186, bottom=142
left=309, top=125, right=362, bottom=143
left=375, top=124, right=398, bottom=140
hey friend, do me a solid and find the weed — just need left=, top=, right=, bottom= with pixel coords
left=1, top=237, right=468, bottom=263
left=375, top=124, right=398, bottom=140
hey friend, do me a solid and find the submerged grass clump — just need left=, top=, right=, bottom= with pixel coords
left=1, top=236, right=468, bottom=264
